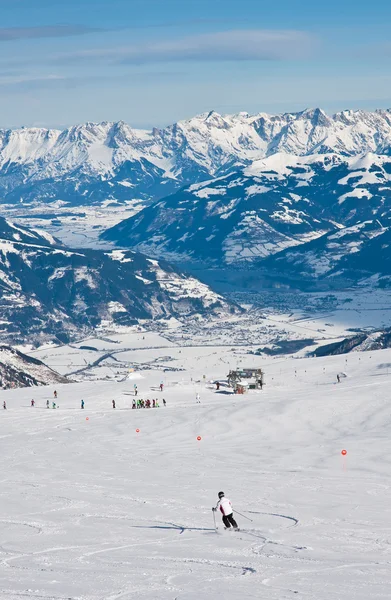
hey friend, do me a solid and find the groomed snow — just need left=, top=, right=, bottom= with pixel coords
left=1, top=336, right=391, bottom=599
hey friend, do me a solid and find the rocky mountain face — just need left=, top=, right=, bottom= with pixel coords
left=102, top=152, right=391, bottom=284
left=0, top=345, right=69, bottom=388
left=2, top=108, right=391, bottom=207
left=0, top=217, right=238, bottom=345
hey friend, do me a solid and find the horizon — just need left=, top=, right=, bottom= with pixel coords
left=3, top=105, right=391, bottom=132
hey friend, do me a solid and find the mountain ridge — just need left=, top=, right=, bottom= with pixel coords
left=2, top=108, right=391, bottom=207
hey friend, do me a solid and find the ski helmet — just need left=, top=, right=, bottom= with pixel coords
left=218, top=491, right=224, bottom=499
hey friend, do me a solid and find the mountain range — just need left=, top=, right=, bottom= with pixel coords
left=0, top=217, right=237, bottom=345
left=2, top=107, right=391, bottom=292
left=2, top=108, right=391, bottom=208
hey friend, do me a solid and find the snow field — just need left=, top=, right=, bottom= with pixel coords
left=1, top=346, right=391, bottom=599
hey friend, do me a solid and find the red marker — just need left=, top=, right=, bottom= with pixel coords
left=136, top=428, right=140, bottom=433
left=197, top=436, right=201, bottom=441
left=341, top=449, right=347, bottom=456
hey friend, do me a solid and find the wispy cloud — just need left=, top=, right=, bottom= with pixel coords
left=0, top=25, right=102, bottom=42
left=0, top=71, right=184, bottom=93
left=56, top=29, right=316, bottom=65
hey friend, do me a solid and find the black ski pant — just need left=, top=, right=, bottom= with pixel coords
left=222, top=513, right=238, bottom=528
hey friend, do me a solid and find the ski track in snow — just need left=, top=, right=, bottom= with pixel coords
left=1, top=335, right=391, bottom=599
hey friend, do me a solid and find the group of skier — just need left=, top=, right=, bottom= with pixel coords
left=3, top=397, right=169, bottom=410
left=132, top=398, right=166, bottom=409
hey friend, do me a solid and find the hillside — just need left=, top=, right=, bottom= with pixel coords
left=0, top=217, right=238, bottom=345
left=0, top=345, right=69, bottom=388
left=102, top=153, right=391, bottom=279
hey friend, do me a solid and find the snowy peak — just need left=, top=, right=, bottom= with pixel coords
left=1, top=108, right=391, bottom=206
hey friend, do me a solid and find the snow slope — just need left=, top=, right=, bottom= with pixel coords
left=0, top=340, right=390, bottom=599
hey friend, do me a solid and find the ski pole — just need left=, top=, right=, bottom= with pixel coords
left=234, top=509, right=253, bottom=522
left=212, top=509, right=217, bottom=529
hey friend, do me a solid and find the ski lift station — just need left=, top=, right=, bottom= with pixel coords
left=227, top=368, right=264, bottom=394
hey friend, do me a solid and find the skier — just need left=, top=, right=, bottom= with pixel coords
left=46, top=399, right=50, bottom=409
left=31, top=399, right=35, bottom=407
left=52, top=402, right=56, bottom=409
left=196, top=393, right=201, bottom=404
left=337, top=374, right=340, bottom=383
left=216, top=381, right=220, bottom=390
left=134, top=385, right=138, bottom=397
left=156, top=400, right=159, bottom=408
left=132, top=399, right=136, bottom=409
left=54, top=390, right=57, bottom=399
left=3, top=400, right=6, bottom=409
left=160, top=383, right=164, bottom=392
left=213, top=492, right=238, bottom=530
left=81, top=399, right=85, bottom=409
left=152, top=399, right=155, bottom=408
left=163, top=398, right=166, bottom=407
left=112, top=399, right=116, bottom=409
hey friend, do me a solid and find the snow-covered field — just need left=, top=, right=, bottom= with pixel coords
left=3, top=201, right=144, bottom=249
left=1, top=330, right=391, bottom=599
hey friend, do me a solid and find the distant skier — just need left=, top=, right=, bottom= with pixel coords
left=81, top=399, right=85, bottom=409
left=54, top=390, right=57, bottom=399
left=3, top=401, right=6, bottom=409
left=152, top=399, right=156, bottom=408
left=134, top=385, right=138, bottom=397
left=46, top=399, right=50, bottom=409
left=112, top=399, right=116, bottom=409
left=160, top=383, right=164, bottom=392
left=52, top=402, right=56, bottom=409
left=31, top=399, right=35, bottom=407
left=337, top=374, right=340, bottom=383
left=216, top=381, right=220, bottom=390
left=156, top=400, right=159, bottom=407
left=132, top=399, right=136, bottom=409
left=163, top=398, right=166, bottom=407
left=196, top=393, right=201, bottom=404
left=213, top=491, right=238, bottom=530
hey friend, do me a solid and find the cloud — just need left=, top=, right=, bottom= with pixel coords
left=0, top=71, right=184, bottom=93
left=0, top=25, right=102, bottom=42
left=58, top=29, right=316, bottom=65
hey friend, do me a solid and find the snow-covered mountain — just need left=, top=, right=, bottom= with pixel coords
left=102, top=152, right=391, bottom=269
left=257, top=220, right=391, bottom=289
left=0, top=217, right=237, bottom=345
left=314, top=329, right=391, bottom=356
left=0, top=345, right=69, bottom=388
left=2, top=108, right=391, bottom=207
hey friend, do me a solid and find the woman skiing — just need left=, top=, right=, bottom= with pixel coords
left=213, top=491, right=238, bottom=529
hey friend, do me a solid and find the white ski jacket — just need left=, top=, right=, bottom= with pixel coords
left=216, top=497, right=233, bottom=516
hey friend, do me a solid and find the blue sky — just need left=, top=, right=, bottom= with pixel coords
left=0, top=0, right=391, bottom=128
